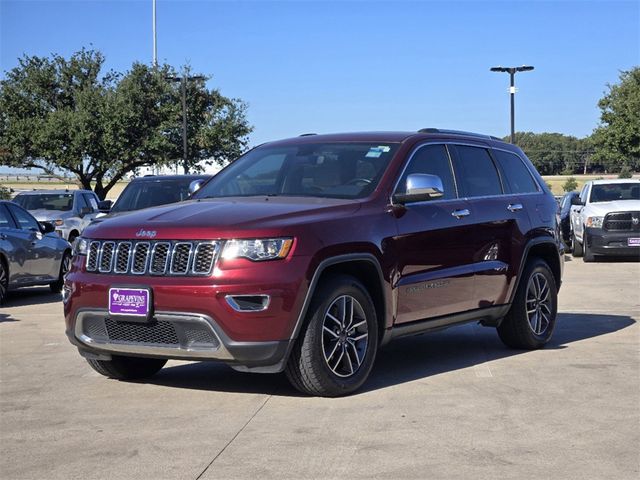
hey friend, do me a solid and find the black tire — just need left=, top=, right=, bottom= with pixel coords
left=50, top=250, right=71, bottom=293
left=0, top=258, right=8, bottom=305
left=497, top=258, right=558, bottom=350
left=572, top=231, right=583, bottom=257
left=68, top=231, right=79, bottom=244
left=285, top=274, right=378, bottom=397
left=583, top=234, right=596, bottom=263
left=86, top=355, right=167, bottom=380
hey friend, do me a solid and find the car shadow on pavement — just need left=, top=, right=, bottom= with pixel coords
left=0, top=313, right=19, bottom=323
left=2, top=287, right=61, bottom=308
left=149, top=312, right=635, bottom=396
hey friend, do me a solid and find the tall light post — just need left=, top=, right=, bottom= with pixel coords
left=168, top=75, right=206, bottom=174
left=490, top=65, right=534, bottom=143
left=152, top=0, right=157, bottom=66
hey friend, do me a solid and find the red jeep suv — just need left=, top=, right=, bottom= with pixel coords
left=64, top=129, right=563, bottom=396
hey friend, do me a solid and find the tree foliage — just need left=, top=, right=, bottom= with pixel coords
left=0, top=49, right=252, bottom=199
left=591, top=67, right=640, bottom=173
left=562, top=177, right=578, bottom=192
left=507, top=132, right=593, bottom=175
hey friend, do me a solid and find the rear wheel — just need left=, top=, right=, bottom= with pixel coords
left=86, top=355, right=167, bottom=380
left=50, top=250, right=71, bottom=293
left=497, top=258, right=558, bottom=349
left=0, top=259, right=8, bottom=305
left=572, top=231, right=583, bottom=257
left=285, top=275, right=378, bottom=397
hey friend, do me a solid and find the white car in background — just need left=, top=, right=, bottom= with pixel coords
left=12, top=190, right=100, bottom=243
left=570, top=179, right=640, bottom=262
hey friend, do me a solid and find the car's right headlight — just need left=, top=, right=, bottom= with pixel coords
left=221, top=238, right=293, bottom=261
left=72, top=237, right=89, bottom=256
left=586, top=216, right=604, bottom=228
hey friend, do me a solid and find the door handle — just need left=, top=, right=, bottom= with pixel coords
left=507, top=203, right=523, bottom=212
left=451, top=209, right=470, bottom=219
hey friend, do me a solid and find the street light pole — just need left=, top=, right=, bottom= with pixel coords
left=490, top=65, right=534, bottom=143
left=152, top=0, right=157, bottom=67
left=168, top=74, right=206, bottom=174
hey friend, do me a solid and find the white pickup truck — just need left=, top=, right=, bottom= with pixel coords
left=570, top=179, right=640, bottom=262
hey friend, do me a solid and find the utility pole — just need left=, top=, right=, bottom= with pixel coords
left=152, top=0, right=157, bottom=67
left=490, top=65, right=534, bottom=143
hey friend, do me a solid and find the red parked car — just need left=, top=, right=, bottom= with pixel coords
left=64, top=129, right=563, bottom=396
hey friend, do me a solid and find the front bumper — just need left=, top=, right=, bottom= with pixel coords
left=585, top=227, right=640, bottom=257
left=67, top=309, right=290, bottom=373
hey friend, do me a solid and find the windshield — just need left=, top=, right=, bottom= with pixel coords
left=111, top=178, right=203, bottom=213
left=14, top=193, right=74, bottom=211
left=589, top=183, right=640, bottom=203
left=193, top=142, right=399, bottom=200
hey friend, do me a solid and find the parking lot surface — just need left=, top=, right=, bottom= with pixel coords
left=1, top=257, right=639, bottom=480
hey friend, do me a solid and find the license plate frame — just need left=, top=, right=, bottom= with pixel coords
left=108, top=287, right=153, bottom=323
left=628, top=238, right=640, bottom=247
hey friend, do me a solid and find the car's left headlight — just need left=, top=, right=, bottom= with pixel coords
left=72, top=237, right=89, bottom=256
left=53, top=219, right=64, bottom=227
left=221, top=238, right=293, bottom=261
left=586, top=216, right=604, bottom=228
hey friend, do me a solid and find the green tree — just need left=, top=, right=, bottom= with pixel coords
left=562, top=177, right=578, bottom=192
left=508, top=132, right=592, bottom=175
left=591, top=67, right=640, bottom=172
left=0, top=49, right=252, bottom=198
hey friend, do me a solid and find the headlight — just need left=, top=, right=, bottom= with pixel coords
left=586, top=216, right=604, bottom=228
left=73, top=237, right=89, bottom=256
left=54, top=219, right=64, bottom=227
left=221, top=238, right=293, bottom=261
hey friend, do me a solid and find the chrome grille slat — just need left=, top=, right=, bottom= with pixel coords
left=84, top=240, right=218, bottom=276
left=99, top=242, right=115, bottom=273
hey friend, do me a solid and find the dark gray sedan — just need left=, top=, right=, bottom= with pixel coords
left=0, top=201, right=72, bottom=304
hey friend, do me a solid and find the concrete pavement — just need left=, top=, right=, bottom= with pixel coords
left=1, top=257, right=638, bottom=479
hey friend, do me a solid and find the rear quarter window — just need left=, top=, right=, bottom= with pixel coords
left=492, top=150, right=539, bottom=194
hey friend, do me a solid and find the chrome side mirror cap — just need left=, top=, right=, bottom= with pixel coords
left=188, top=179, right=205, bottom=196
left=393, top=174, right=444, bottom=204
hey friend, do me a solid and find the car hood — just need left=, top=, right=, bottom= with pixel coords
left=586, top=200, right=640, bottom=216
left=29, top=209, right=71, bottom=221
left=82, top=197, right=362, bottom=240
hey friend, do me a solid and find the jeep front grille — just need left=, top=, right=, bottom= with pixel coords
left=604, top=212, right=640, bottom=232
left=86, top=240, right=219, bottom=276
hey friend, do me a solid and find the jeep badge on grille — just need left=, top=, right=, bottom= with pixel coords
left=136, top=229, right=157, bottom=239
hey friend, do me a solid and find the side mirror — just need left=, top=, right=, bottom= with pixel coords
left=393, top=174, right=444, bottom=204
left=570, top=196, right=584, bottom=206
left=97, top=200, right=112, bottom=213
left=39, top=221, right=55, bottom=234
left=79, top=206, right=91, bottom=216
left=189, top=179, right=205, bottom=196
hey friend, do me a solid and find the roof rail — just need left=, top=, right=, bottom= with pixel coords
left=417, top=128, right=501, bottom=141
left=299, top=133, right=317, bottom=136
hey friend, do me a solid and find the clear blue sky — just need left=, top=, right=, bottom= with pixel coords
left=1, top=0, right=639, bottom=149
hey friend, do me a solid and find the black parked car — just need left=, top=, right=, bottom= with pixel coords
left=99, top=175, right=211, bottom=218
left=0, top=201, right=72, bottom=304
left=557, top=191, right=579, bottom=248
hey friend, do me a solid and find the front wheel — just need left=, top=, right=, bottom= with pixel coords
left=50, top=250, right=71, bottom=293
left=497, top=258, right=558, bottom=350
left=285, top=275, right=378, bottom=397
left=0, top=259, right=8, bottom=305
left=572, top=231, right=583, bottom=257
left=583, top=234, right=596, bottom=263
left=86, top=355, right=167, bottom=380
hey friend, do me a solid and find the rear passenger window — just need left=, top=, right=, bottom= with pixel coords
left=453, top=146, right=502, bottom=197
left=493, top=150, right=539, bottom=194
left=396, top=144, right=457, bottom=200
left=0, top=205, right=15, bottom=229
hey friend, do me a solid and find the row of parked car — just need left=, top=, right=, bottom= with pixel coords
left=0, top=174, right=209, bottom=304
left=556, top=179, right=640, bottom=262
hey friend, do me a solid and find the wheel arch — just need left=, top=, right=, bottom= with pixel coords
left=512, top=239, right=563, bottom=304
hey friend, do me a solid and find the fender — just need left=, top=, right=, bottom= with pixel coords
left=510, top=236, right=563, bottom=305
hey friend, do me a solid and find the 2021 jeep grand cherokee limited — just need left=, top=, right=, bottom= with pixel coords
left=64, top=129, right=563, bottom=396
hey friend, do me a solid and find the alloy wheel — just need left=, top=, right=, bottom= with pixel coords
left=0, top=261, right=6, bottom=302
left=321, top=295, right=369, bottom=378
left=526, top=272, right=552, bottom=335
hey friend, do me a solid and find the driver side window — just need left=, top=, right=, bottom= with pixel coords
left=396, top=144, right=457, bottom=200
left=7, top=204, right=39, bottom=230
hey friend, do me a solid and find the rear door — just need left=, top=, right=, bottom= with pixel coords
left=392, top=143, right=477, bottom=323
left=449, top=144, right=531, bottom=308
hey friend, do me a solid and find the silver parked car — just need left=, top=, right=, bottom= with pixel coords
left=12, top=189, right=100, bottom=243
left=0, top=201, right=72, bottom=304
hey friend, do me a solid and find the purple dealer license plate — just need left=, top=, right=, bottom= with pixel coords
left=109, top=288, right=150, bottom=317
left=628, top=238, right=640, bottom=246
